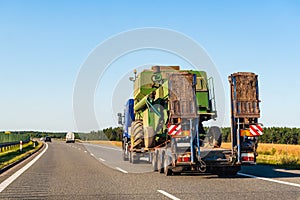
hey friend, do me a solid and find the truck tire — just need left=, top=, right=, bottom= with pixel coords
left=122, top=138, right=129, bottom=161
left=122, top=150, right=128, bottom=161
left=157, top=150, right=164, bottom=173
left=131, top=121, right=144, bottom=149
left=164, top=154, right=172, bottom=176
left=152, top=151, right=158, bottom=172
left=129, top=150, right=132, bottom=163
left=130, top=151, right=137, bottom=164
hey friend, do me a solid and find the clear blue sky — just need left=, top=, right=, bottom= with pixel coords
left=1, top=1, right=300, bottom=131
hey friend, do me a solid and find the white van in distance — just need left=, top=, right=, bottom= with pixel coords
left=66, top=132, right=75, bottom=143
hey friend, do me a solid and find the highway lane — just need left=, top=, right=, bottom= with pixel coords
left=83, top=142, right=300, bottom=186
left=0, top=141, right=299, bottom=200
left=82, top=143, right=153, bottom=173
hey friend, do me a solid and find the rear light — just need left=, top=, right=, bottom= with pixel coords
left=241, top=153, right=255, bottom=162
left=177, top=154, right=191, bottom=162
left=242, top=156, right=254, bottom=161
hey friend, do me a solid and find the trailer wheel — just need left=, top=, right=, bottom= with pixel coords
left=157, top=150, right=164, bottom=173
left=164, top=155, right=172, bottom=176
left=122, top=147, right=129, bottom=161
left=122, top=139, right=129, bottom=161
left=122, top=150, right=128, bottom=161
left=129, top=150, right=132, bottom=163
left=130, top=151, right=137, bottom=164
left=152, top=151, right=158, bottom=172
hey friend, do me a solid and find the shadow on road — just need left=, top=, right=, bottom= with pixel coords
left=239, top=165, right=300, bottom=179
left=130, top=162, right=300, bottom=179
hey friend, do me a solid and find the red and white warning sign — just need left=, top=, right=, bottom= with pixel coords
left=168, top=124, right=182, bottom=136
left=249, top=125, right=263, bottom=136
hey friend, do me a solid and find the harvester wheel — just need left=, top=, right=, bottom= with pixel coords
left=132, top=121, right=143, bottom=134
left=207, top=126, right=222, bottom=148
left=131, top=121, right=144, bottom=149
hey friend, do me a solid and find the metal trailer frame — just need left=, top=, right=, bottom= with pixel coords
left=229, top=72, right=262, bottom=165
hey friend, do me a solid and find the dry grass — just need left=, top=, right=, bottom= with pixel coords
left=222, top=142, right=300, bottom=156
left=257, top=143, right=300, bottom=157
left=220, top=142, right=231, bottom=149
left=85, top=140, right=122, bottom=147
left=222, top=142, right=300, bottom=168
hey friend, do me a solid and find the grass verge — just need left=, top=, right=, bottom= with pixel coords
left=84, top=140, right=122, bottom=147
left=222, top=142, right=300, bottom=169
left=0, top=141, right=43, bottom=169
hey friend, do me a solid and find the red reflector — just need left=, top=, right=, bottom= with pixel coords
left=183, top=155, right=190, bottom=162
left=177, top=154, right=191, bottom=162
left=242, top=156, right=254, bottom=161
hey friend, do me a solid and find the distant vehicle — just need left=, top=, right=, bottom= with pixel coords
left=45, top=136, right=52, bottom=142
left=66, top=132, right=75, bottom=143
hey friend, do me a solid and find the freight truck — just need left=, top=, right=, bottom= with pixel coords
left=118, top=66, right=262, bottom=176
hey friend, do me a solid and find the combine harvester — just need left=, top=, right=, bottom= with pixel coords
left=118, top=66, right=262, bottom=176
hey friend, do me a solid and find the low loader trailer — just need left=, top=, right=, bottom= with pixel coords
left=118, top=66, right=262, bottom=176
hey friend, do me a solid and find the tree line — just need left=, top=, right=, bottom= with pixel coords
left=77, top=127, right=123, bottom=141
left=2, top=127, right=300, bottom=145
left=220, top=127, right=300, bottom=145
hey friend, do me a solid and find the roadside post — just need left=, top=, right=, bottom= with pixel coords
left=20, top=140, right=22, bottom=152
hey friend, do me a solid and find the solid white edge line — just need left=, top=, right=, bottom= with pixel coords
left=99, top=158, right=105, bottom=162
left=0, top=143, right=49, bottom=193
left=274, top=168, right=300, bottom=174
left=238, top=172, right=300, bottom=188
left=157, top=190, right=181, bottom=200
left=115, top=167, right=128, bottom=174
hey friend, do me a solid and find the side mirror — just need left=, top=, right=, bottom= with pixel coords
left=117, top=113, right=123, bottom=125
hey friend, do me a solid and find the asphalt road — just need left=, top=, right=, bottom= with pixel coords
left=0, top=141, right=300, bottom=200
